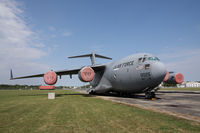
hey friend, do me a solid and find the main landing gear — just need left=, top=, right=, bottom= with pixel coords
left=88, top=89, right=96, bottom=95
left=145, top=90, right=156, bottom=99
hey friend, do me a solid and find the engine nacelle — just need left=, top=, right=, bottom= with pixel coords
left=163, top=71, right=184, bottom=84
left=43, top=71, right=57, bottom=85
left=78, top=67, right=95, bottom=82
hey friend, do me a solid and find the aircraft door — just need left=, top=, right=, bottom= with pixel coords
left=137, top=63, right=152, bottom=81
left=112, top=68, right=123, bottom=89
left=113, top=69, right=118, bottom=81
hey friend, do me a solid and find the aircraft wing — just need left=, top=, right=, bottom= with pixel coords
left=55, top=64, right=105, bottom=76
left=10, top=65, right=106, bottom=80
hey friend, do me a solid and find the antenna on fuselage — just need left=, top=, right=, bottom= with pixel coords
left=68, top=52, right=112, bottom=66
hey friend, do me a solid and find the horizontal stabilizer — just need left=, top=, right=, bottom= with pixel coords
left=94, top=54, right=112, bottom=60
left=68, top=52, right=112, bottom=66
left=68, top=54, right=112, bottom=60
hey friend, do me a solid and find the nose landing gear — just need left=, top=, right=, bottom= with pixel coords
left=145, top=90, right=156, bottom=99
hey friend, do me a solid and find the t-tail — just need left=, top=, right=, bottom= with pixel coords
left=68, top=52, right=112, bottom=66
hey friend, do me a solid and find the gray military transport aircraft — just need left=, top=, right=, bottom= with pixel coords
left=10, top=52, right=184, bottom=99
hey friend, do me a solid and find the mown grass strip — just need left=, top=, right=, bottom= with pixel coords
left=0, top=90, right=199, bottom=133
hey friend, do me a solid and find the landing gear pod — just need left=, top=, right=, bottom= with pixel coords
left=43, top=71, right=57, bottom=85
left=78, top=67, right=95, bottom=82
left=163, top=71, right=184, bottom=84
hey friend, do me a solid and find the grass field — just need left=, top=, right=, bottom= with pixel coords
left=0, top=90, right=200, bottom=133
left=160, top=87, right=200, bottom=91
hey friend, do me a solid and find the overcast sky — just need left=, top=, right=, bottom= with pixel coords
left=0, top=0, right=200, bottom=86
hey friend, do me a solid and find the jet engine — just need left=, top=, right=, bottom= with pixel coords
left=43, top=71, right=57, bottom=85
left=163, top=71, right=184, bottom=84
left=78, top=67, right=95, bottom=82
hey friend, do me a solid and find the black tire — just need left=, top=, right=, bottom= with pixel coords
left=145, top=92, right=155, bottom=99
left=151, top=92, right=155, bottom=98
left=89, top=90, right=95, bottom=95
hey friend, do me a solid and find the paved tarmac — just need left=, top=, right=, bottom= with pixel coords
left=95, top=90, right=200, bottom=123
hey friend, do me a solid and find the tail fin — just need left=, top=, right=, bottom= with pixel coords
left=68, top=52, right=112, bottom=66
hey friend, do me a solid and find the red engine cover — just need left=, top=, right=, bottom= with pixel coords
left=43, top=71, right=57, bottom=85
left=163, top=70, right=169, bottom=82
left=79, top=67, right=95, bottom=82
left=39, top=86, right=55, bottom=90
left=175, top=73, right=184, bottom=84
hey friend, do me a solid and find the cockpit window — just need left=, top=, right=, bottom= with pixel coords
left=148, top=57, right=153, bottom=60
left=155, top=57, right=160, bottom=61
left=138, top=58, right=142, bottom=63
left=148, top=57, right=160, bottom=61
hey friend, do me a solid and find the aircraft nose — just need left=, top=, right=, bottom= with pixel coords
left=151, top=62, right=166, bottom=82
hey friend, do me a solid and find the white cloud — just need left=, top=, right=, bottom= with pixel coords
left=159, top=48, right=200, bottom=81
left=0, top=0, right=49, bottom=85
left=34, top=43, right=45, bottom=48
left=62, top=31, right=72, bottom=37
left=49, top=26, right=56, bottom=31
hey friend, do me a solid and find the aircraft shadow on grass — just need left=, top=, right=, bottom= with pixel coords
left=19, top=93, right=145, bottom=98
left=19, top=93, right=93, bottom=97
left=18, top=90, right=198, bottom=100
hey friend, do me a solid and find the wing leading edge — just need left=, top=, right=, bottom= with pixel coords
left=10, top=65, right=106, bottom=80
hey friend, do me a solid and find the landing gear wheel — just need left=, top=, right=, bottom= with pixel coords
left=145, top=91, right=155, bottom=99
left=88, top=90, right=96, bottom=95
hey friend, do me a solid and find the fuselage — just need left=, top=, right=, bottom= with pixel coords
left=91, top=53, right=166, bottom=94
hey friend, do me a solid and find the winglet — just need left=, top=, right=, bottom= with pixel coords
left=10, top=69, right=13, bottom=80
